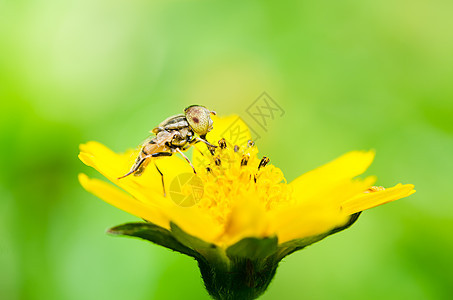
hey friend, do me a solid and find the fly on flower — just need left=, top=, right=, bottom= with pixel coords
left=118, top=105, right=217, bottom=196
left=79, top=113, right=416, bottom=300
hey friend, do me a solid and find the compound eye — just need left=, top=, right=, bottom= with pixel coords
left=185, top=106, right=212, bottom=135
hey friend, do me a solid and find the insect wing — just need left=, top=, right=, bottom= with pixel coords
left=151, top=114, right=187, bottom=134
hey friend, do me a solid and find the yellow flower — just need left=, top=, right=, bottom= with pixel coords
left=79, top=115, right=415, bottom=300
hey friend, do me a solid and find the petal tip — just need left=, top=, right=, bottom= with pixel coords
left=78, top=152, right=92, bottom=166
left=78, top=173, right=91, bottom=189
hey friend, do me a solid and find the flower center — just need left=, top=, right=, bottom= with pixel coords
left=195, top=139, right=292, bottom=225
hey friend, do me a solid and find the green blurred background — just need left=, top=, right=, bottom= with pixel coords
left=1, top=0, right=452, bottom=299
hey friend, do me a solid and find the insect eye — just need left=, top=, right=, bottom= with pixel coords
left=185, top=106, right=213, bottom=136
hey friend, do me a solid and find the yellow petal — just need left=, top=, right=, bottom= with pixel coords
left=79, top=142, right=225, bottom=245
left=220, top=191, right=271, bottom=246
left=341, top=183, right=416, bottom=215
left=79, top=141, right=192, bottom=204
left=209, top=114, right=252, bottom=145
left=79, top=173, right=222, bottom=244
left=275, top=206, right=348, bottom=244
left=167, top=206, right=224, bottom=245
left=273, top=176, right=375, bottom=243
left=78, top=173, right=169, bottom=228
left=289, top=150, right=375, bottom=204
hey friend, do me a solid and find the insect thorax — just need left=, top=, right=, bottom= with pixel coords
left=169, top=127, right=194, bottom=148
left=152, top=114, right=188, bottom=133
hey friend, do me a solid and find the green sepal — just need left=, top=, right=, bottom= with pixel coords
left=197, top=236, right=280, bottom=300
left=169, top=222, right=229, bottom=269
left=169, top=222, right=217, bottom=251
left=226, top=236, right=278, bottom=260
left=107, top=214, right=362, bottom=300
left=107, top=222, right=199, bottom=259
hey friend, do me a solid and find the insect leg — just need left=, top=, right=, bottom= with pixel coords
left=175, top=148, right=197, bottom=174
left=150, top=152, right=173, bottom=158
left=154, top=162, right=166, bottom=197
left=194, top=147, right=205, bottom=156
left=194, top=137, right=217, bottom=148
left=118, top=156, right=148, bottom=179
left=118, top=152, right=172, bottom=180
left=183, top=139, right=208, bottom=157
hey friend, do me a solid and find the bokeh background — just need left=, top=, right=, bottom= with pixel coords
left=1, top=0, right=453, bottom=299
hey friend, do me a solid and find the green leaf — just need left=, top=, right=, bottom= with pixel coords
left=107, top=222, right=199, bottom=258
left=226, top=236, right=278, bottom=260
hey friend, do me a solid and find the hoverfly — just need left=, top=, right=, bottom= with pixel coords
left=118, top=105, right=217, bottom=196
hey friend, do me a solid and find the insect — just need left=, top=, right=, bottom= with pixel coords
left=118, top=105, right=217, bottom=196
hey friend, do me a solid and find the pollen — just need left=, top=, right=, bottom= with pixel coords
left=196, top=139, right=292, bottom=225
